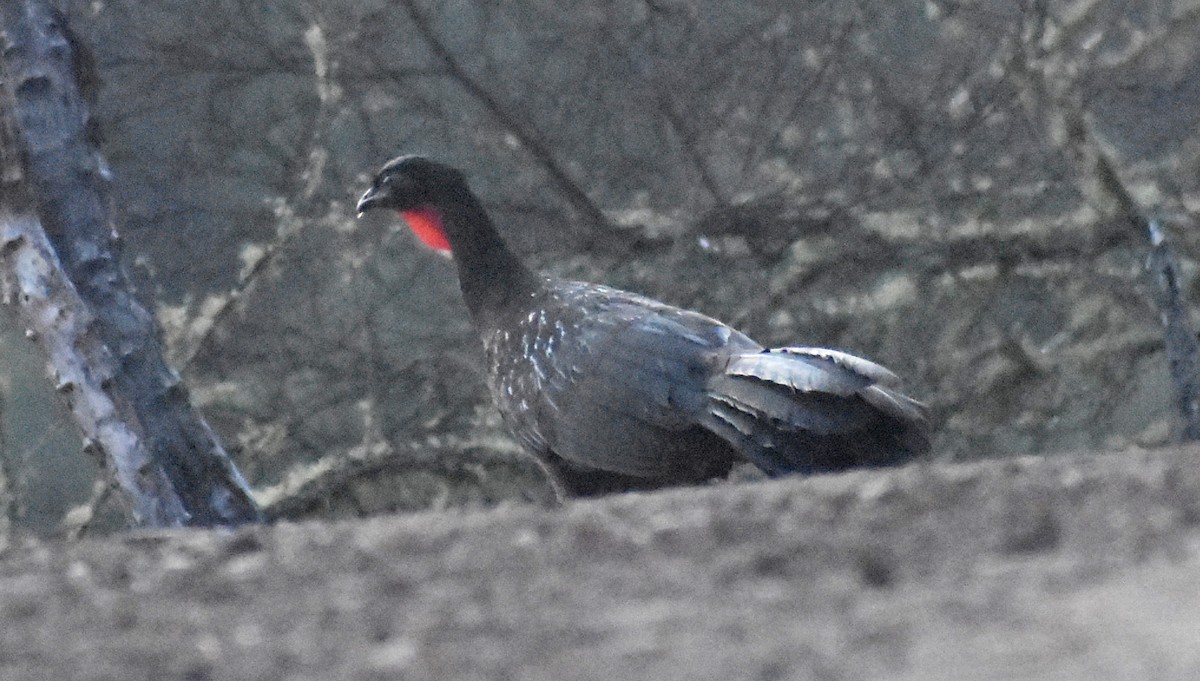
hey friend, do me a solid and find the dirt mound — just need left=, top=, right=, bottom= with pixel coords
left=2, top=445, right=1198, bottom=680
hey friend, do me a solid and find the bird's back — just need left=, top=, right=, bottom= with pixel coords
left=482, top=280, right=749, bottom=487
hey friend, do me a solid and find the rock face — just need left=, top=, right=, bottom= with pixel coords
left=1, top=445, right=1199, bottom=680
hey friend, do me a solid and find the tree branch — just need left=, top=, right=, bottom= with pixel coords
left=655, top=93, right=728, bottom=206
left=1145, top=220, right=1200, bottom=440
left=1013, top=4, right=1200, bottom=441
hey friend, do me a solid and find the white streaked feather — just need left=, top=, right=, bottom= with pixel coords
left=725, top=352, right=869, bottom=395
left=860, top=385, right=929, bottom=424
left=773, top=347, right=902, bottom=386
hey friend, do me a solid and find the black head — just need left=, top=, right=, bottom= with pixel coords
left=356, top=155, right=466, bottom=216
left=355, top=154, right=538, bottom=319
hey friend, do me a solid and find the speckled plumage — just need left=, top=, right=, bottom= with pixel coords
left=480, top=280, right=753, bottom=493
left=358, top=156, right=930, bottom=498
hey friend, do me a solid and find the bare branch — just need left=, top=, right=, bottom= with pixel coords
left=655, top=93, right=728, bottom=206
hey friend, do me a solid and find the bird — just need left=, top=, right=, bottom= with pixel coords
left=357, top=155, right=930, bottom=498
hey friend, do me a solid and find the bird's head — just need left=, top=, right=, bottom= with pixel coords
left=356, top=155, right=464, bottom=252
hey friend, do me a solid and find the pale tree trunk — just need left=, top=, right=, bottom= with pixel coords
left=0, top=1, right=260, bottom=527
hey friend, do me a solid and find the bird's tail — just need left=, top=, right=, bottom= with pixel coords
left=703, top=347, right=930, bottom=475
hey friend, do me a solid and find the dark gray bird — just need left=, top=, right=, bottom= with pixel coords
left=357, top=155, right=930, bottom=497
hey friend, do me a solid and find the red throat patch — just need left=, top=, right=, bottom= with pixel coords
left=399, top=206, right=452, bottom=253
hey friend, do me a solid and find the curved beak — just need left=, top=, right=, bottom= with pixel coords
left=356, top=185, right=384, bottom=217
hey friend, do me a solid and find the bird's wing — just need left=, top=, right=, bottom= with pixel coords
left=722, top=347, right=928, bottom=425
left=539, top=292, right=749, bottom=478
left=704, top=347, right=930, bottom=474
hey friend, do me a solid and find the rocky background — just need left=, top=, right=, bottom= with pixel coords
left=1, top=0, right=1198, bottom=530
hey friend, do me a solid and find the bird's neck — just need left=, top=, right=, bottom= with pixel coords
left=438, top=190, right=541, bottom=329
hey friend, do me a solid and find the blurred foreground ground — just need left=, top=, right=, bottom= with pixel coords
left=2, top=444, right=1198, bottom=680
